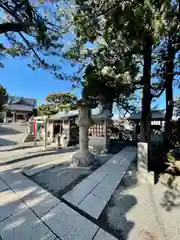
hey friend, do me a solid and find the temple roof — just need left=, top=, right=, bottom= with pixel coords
left=7, top=96, right=37, bottom=108
left=7, top=104, right=33, bottom=112
left=127, top=110, right=178, bottom=121
left=50, top=106, right=112, bottom=121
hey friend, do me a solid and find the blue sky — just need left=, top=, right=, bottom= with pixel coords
left=0, top=54, right=179, bottom=117
left=0, top=2, right=179, bottom=117
left=0, top=56, right=82, bottom=104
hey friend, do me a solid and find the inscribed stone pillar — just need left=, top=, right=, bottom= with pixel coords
left=138, top=120, right=154, bottom=184
left=138, top=142, right=148, bottom=171
left=138, top=142, right=155, bottom=184
left=72, top=99, right=95, bottom=167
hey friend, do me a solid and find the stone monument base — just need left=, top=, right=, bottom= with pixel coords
left=71, top=151, right=96, bottom=167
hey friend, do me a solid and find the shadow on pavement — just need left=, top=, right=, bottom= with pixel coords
left=98, top=161, right=138, bottom=240
left=0, top=168, right=59, bottom=239
left=0, top=125, right=22, bottom=135
left=0, top=146, right=78, bottom=167
left=0, top=138, right=16, bottom=147
left=27, top=146, right=78, bottom=155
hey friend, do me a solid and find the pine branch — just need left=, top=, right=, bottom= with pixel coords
left=18, top=32, right=45, bottom=65
left=0, top=22, right=32, bottom=34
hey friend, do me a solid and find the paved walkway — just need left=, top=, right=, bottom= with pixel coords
left=0, top=145, right=78, bottom=175
left=0, top=123, right=27, bottom=149
left=0, top=146, right=136, bottom=240
left=63, top=146, right=137, bottom=219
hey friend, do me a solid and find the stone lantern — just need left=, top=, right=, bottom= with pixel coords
left=72, top=99, right=95, bottom=167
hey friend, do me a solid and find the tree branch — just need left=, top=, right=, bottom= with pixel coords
left=168, top=72, right=180, bottom=75
left=135, top=60, right=144, bottom=67
left=0, top=22, right=32, bottom=34
left=18, top=32, right=45, bottom=65
left=152, top=87, right=165, bottom=98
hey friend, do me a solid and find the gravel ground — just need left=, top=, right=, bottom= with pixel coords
left=99, top=162, right=180, bottom=240
left=31, top=153, right=113, bottom=198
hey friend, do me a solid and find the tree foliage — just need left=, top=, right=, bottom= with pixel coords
left=37, top=103, right=56, bottom=116
left=37, top=91, right=77, bottom=116
left=62, top=0, right=180, bottom=168
left=0, top=84, right=8, bottom=111
left=175, top=98, right=180, bottom=117
left=65, top=0, right=169, bottom=143
left=46, top=92, right=77, bottom=105
left=0, top=0, right=67, bottom=76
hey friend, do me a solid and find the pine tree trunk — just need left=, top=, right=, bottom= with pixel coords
left=163, top=38, right=174, bottom=154
left=141, top=39, right=152, bottom=170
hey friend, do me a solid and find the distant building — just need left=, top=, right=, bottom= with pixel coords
left=127, top=109, right=179, bottom=143
left=2, top=96, right=37, bottom=123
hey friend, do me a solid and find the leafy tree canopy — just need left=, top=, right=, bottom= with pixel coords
left=174, top=98, right=180, bottom=117
left=37, top=91, right=77, bottom=116
left=37, top=103, right=57, bottom=116
left=46, top=92, right=77, bottom=105
left=0, top=84, right=8, bottom=111
left=0, top=0, right=70, bottom=77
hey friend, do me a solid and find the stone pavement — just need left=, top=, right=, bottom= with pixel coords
left=0, top=146, right=136, bottom=240
left=0, top=147, right=134, bottom=240
left=63, top=146, right=137, bottom=219
left=0, top=168, right=119, bottom=240
left=0, top=145, right=78, bottom=175
left=0, top=123, right=27, bottom=149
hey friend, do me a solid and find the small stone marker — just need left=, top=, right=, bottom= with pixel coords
left=138, top=142, right=154, bottom=184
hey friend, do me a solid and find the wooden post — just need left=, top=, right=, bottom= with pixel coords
left=44, top=118, right=47, bottom=149
left=34, top=119, right=37, bottom=146
left=12, top=112, right=16, bottom=123
left=56, top=134, right=60, bottom=149
left=103, top=119, right=108, bottom=151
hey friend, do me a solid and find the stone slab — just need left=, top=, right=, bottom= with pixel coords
left=63, top=178, right=99, bottom=206
left=42, top=202, right=98, bottom=240
left=24, top=163, right=55, bottom=176
left=22, top=188, right=60, bottom=217
left=0, top=208, right=56, bottom=240
left=0, top=189, right=26, bottom=221
left=0, top=172, right=60, bottom=217
left=94, top=229, right=118, bottom=240
left=24, top=152, right=72, bottom=176
left=63, top=146, right=137, bottom=219
left=98, top=174, right=121, bottom=190
left=107, top=165, right=127, bottom=177
left=92, top=182, right=115, bottom=202
left=87, top=171, right=108, bottom=182
left=0, top=179, right=9, bottom=192
left=78, top=193, right=107, bottom=219
left=107, top=154, right=124, bottom=164
left=0, top=171, right=28, bottom=186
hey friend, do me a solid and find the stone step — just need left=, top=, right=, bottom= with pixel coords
left=23, top=134, right=35, bottom=142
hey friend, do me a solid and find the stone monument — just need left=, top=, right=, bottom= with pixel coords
left=72, top=99, right=96, bottom=167
left=138, top=122, right=154, bottom=184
